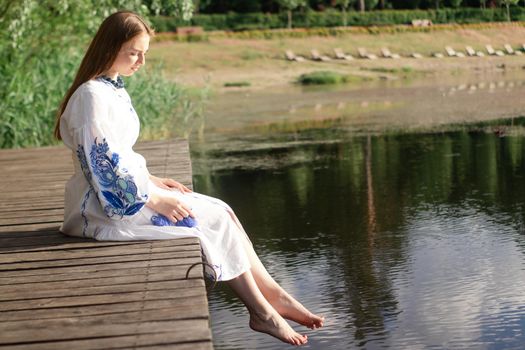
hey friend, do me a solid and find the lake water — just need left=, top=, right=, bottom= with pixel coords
left=190, top=71, right=525, bottom=349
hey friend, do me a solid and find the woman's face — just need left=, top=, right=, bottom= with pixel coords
left=108, top=32, right=150, bottom=78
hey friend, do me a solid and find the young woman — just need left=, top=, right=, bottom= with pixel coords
left=55, top=11, right=323, bottom=346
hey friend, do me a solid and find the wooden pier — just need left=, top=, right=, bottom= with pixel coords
left=0, top=140, right=214, bottom=349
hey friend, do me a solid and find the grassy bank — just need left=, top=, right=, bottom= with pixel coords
left=148, top=24, right=525, bottom=90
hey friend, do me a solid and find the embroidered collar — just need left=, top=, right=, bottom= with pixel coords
left=98, top=75, right=124, bottom=89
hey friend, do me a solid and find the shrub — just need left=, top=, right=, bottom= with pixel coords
left=298, top=71, right=351, bottom=85
left=154, top=21, right=525, bottom=42
left=150, top=8, right=525, bottom=33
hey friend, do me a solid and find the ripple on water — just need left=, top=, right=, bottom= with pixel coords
left=209, top=169, right=525, bottom=349
left=211, top=216, right=525, bottom=349
left=384, top=206, right=525, bottom=349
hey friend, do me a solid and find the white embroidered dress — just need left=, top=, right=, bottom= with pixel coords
left=59, top=78, right=251, bottom=281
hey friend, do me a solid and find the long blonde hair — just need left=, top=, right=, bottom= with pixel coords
left=54, top=11, right=154, bottom=140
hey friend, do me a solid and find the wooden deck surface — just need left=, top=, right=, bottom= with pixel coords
left=0, top=140, right=214, bottom=349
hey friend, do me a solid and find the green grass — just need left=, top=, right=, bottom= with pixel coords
left=0, top=55, right=206, bottom=149
left=364, top=66, right=414, bottom=74
left=240, top=51, right=266, bottom=60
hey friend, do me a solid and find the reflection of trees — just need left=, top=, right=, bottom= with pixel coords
left=366, top=135, right=376, bottom=240
left=335, top=135, right=408, bottom=341
left=194, top=129, right=525, bottom=344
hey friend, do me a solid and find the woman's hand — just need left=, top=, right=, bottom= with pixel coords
left=146, top=192, right=195, bottom=223
left=150, top=175, right=192, bottom=193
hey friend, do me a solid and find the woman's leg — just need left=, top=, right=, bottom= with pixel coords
left=236, top=229, right=325, bottom=329
left=226, top=269, right=308, bottom=346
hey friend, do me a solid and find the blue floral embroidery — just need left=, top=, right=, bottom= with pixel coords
left=151, top=214, right=197, bottom=228
left=77, top=138, right=147, bottom=219
left=77, top=146, right=91, bottom=182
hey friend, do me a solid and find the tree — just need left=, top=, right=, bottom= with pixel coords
left=336, top=0, right=352, bottom=26
left=0, top=0, right=196, bottom=148
left=277, top=0, right=307, bottom=29
left=365, top=0, right=379, bottom=9
left=147, top=0, right=195, bottom=19
left=449, top=0, right=463, bottom=7
left=390, top=0, right=422, bottom=9
left=359, top=0, right=365, bottom=12
left=501, top=0, right=519, bottom=21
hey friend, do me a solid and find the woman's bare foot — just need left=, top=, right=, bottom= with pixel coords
left=249, top=309, right=308, bottom=346
left=268, top=292, right=325, bottom=329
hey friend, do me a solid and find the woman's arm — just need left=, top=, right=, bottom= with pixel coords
left=146, top=191, right=195, bottom=223
left=72, top=89, right=149, bottom=220
left=149, top=174, right=192, bottom=193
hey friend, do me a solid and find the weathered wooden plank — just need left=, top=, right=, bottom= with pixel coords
left=1, top=333, right=213, bottom=350
left=0, top=319, right=212, bottom=345
left=0, top=293, right=208, bottom=322
left=0, top=248, right=201, bottom=271
left=0, top=197, right=63, bottom=205
left=0, top=302, right=210, bottom=329
left=0, top=262, right=203, bottom=287
left=0, top=255, right=201, bottom=276
left=0, top=288, right=206, bottom=312
left=130, top=343, right=213, bottom=350
left=0, top=223, right=61, bottom=233
left=0, top=340, right=213, bottom=350
left=130, top=344, right=213, bottom=350
left=0, top=243, right=202, bottom=263
left=0, top=234, right=195, bottom=246
left=2, top=180, right=68, bottom=188
left=0, top=215, right=64, bottom=226
left=1, top=191, right=68, bottom=201
left=0, top=229, right=64, bottom=237
left=0, top=208, right=63, bottom=220
left=0, top=278, right=205, bottom=301
left=0, top=236, right=197, bottom=253
left=0, top=202, right=64, bottom=211
left=1, top=235, right=84, bottom=247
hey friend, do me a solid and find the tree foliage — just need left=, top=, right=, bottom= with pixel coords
left=0, top=0, right=195, bottom=148
left=190, top=0, right=524, bottom=11
left=146, top=0, right=195, bottom=19
left=336, top=0, right=353, bottom=25
left=449, top=0, right=463, bottom=8
left=501, top=0, right=519, bottom=20
left=276, top=0, right=307, bottom=28
left=365, top=0, right=379, bottom=10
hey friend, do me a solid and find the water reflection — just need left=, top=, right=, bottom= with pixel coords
left=200, top=70, right=525, bottom=138
left=194, top=131, right=525, bottom=349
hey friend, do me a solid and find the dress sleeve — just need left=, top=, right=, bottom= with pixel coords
left=71, top=87, right=149, bottom=220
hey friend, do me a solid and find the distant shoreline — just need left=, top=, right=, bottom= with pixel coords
left=149, top=24, right=525, bottom=92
